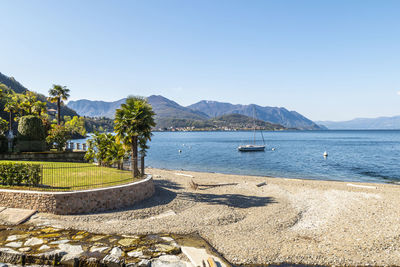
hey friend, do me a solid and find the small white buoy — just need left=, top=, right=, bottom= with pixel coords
left=323, top=151, right=328, bottom=157
left=178, top=150, right=182, bottom=153
left=271, top=148, right=275, bottom=151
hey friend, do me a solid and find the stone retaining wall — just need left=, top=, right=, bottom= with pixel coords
left=0, top=176, right=154, bottom=215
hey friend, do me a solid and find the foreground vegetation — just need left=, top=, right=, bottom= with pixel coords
left=0, top=161, right=136, bottom=191
left=0, top=73, right=157, bottom=182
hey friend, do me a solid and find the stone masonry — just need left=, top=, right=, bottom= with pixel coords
left=0, top=176, right=154, bottom=215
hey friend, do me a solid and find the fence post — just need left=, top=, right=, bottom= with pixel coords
left=40, top=164, right=43, bottom=186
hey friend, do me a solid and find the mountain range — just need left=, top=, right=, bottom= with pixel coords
left=188, top=100, right=322, bottom=130
left=68, top=95, right=323, bottom=130
left=317, top=116, right=400, bottom=130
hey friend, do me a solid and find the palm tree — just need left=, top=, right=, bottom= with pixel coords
left=22, top=91, right=37, bottom=114
left=33, top=101, right=47, bottom=116
left=114, top=96, right=155, bottom=177
left=138, top=134, right=150, bottom=177
left=4, top=94, right=20, bottom=133
left=48, top=85, right=70, bottom=125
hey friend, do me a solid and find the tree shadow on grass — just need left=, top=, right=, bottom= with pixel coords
left=179, top=192, right=276, bottom=209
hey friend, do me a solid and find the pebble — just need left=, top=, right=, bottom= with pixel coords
left=5, top=242, right=22, bottom=248
left=127, top=250, right=143, bottom=257
left=24, top=237, right=44, bottom=246
left=110, top=247, right=123, bottom=258
left=90, top=246, right=109, bottom=253
left=58, top=244, right=84, bottom=255
left=38, top=245, right=50, bottom=251
left=49, top=239, right=70, bottom=245
left=118, top=238, right=138, bottom=247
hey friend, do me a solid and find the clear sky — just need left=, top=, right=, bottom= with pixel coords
left=1, top=0, right=399, bottom=121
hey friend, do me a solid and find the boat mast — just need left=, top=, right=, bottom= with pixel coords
left=253, top=107, right=256, bottom=145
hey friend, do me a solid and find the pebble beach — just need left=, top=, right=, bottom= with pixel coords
left=30, top=168, right=400, bottom=266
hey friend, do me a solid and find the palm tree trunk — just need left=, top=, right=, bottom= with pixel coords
left=131, top=136, right=138, bottom=177
left=57, top=98, right=61, bottom=125
left=140, top=153, right=145, bottom=177
left=9, top=112, right=12, bottom=133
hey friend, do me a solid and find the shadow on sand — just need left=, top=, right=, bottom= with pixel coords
left=179, top=192, right=276, bottom=208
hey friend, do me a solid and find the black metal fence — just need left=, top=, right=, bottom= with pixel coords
left=0, top=160, right=143, bottom=191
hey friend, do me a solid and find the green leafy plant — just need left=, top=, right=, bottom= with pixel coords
left=0, top=162, right=41, bottom=186
left=85, top=132, right=128, bottom=169
left=0, top=118, right=8, bottom=135
left=0, top=135, right=7, bottom=153
left=64, top=116, right=87, bottom=138
left=114, top=96, right=155, bottom=177
left=46, top=125, right=71, bottom=151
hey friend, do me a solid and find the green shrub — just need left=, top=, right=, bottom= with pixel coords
left=46, top=125, right=71, bottom=151
left=0, top=162, right=41, bottom=186
left=0, top=135, right=7, bottom=153
left=17, top=115, right=45, bottom=141
left=15, top=140, right=46, bottom=152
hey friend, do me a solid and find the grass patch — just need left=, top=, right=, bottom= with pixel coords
left=0, top=161, right=138, bottom=191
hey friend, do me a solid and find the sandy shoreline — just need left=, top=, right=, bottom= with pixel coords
left=30, top=168, right=400, bottom=266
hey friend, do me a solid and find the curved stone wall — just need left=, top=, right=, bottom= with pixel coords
left=0, top=175, right=154, bottom=215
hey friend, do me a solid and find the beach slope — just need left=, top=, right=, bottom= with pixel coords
left=31, top=168, right=400, bottom=266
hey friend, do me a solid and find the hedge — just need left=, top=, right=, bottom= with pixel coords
left=15, top=140, right=47, bottom=152
left=0, top=162, right=41, bottom=186
left=18, top=115, right=45, bottom=141
left=0, top=136, right=7, bottom=153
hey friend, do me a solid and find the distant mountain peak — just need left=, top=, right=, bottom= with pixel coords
left=317, top=115, right=400, bottom=129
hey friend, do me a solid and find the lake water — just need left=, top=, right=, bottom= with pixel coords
left=143, top=130, right=400, bottom=184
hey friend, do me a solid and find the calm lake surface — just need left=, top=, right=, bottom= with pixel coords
left=143, top=130, right=400, bottom=184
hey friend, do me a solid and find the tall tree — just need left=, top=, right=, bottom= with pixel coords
left=32, top=101, right=47, bottom=116
left=114, top=96, right=155, bottom=177
left=48, top=85, right=70, bottom=125
left=138, top=134, right=150, bottom=177
left=4, top=95, right=19, bottom=133
left=21, top=91, right=37, bottom=114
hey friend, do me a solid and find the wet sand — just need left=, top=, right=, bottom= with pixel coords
left=30, top=168, right=400, bottom=266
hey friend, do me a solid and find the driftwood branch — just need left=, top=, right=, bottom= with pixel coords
left=189, top=179, right=238, bottom=190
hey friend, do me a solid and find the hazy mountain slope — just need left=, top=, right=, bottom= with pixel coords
left=67, top=98, right=127, bottom=118
left=68, top=95, right=209, bottom=120
left=67, top=96, right=322, bottom=130
left=188, top=100, right=321, bottom=130
left=147, top=95, right=209, bottom=120
left=155, top=113, right=286, bottom=130
left=318, top=116, right=400, bottom=129
left=211, top=113, right=286, bottom=130
left=0, top=72, right=28, bottom=94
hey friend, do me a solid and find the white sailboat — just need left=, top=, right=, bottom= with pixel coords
left=238, top=109, right=266, bottom=152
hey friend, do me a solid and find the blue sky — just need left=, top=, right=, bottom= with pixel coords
left=1, top=0, right=399, bottom=121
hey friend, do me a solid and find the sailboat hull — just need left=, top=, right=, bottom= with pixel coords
left=238, top=145, right=266, bottom=152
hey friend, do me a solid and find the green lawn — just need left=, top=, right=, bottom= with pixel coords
left=0, top=161, right=137, bottom=191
